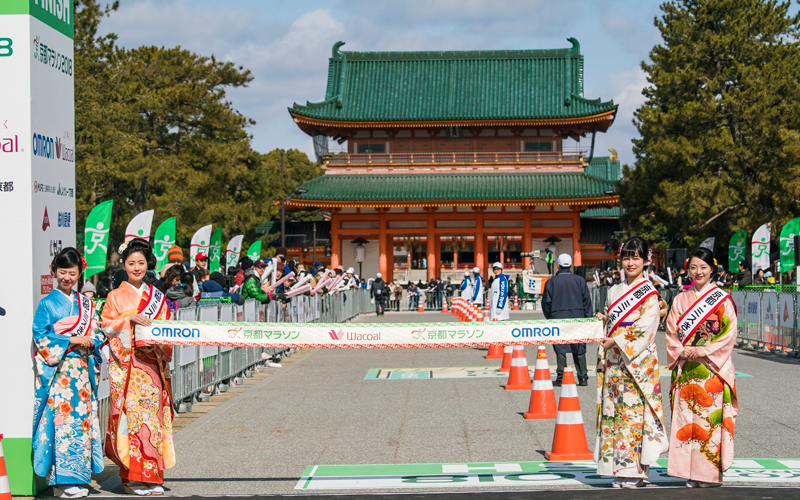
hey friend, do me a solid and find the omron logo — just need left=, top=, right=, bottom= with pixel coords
left=32, top=132, right=54, bottom=159
left=511, top=327, right=561, bottom=338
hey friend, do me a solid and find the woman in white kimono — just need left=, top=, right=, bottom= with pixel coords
left=595, top=236, right=668, bottom=488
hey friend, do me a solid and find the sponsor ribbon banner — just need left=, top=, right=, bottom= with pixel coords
left=135, top=318, right=603, bottom=349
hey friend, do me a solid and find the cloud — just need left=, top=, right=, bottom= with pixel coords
left=594, top=69, right=649, bottom=166
left=98, top=0, right=660, bottom=165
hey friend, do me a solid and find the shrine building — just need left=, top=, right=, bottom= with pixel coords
left=287, top=39, right=622, bottom=283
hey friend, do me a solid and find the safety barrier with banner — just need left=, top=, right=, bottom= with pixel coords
left=96, top=289, right=374, bottom=423
left=135, top=318, right=604, bottom=349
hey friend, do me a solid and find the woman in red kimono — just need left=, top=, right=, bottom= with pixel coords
left=101, top=238, right=174, bottom=495
left=666, top=247, right=737, bottom=487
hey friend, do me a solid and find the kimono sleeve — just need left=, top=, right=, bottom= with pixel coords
left=665, top=293, right=686, bottom=369
left=613, top=294, right=660, bottom=363
left=32, top=299, right=69, bottom=366
left=100, top=291, right=132, bottom=347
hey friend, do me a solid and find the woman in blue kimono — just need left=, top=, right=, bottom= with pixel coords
left=32, top=248, right=105, bottom=499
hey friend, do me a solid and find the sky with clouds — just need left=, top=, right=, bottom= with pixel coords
left=98, top=0, right=665, bottom=166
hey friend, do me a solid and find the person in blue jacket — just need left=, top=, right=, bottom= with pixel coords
left=202, top=271, right=245, bottom=305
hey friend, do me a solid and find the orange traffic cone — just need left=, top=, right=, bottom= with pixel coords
left=504, top=346, right=532, bottom=390
left=498, top=345, right=513, bottom=372
left=483, top=303, right=490, bottom=322
left=485, top=345, right=503, bottom=359
left=0, top=434, right=10, bottom=500
left=524, top=346, right=557, bottom=419
left=442, top=300, right=448, bottom=313
left=513, top=295, right=520, bottom=311
left=474, top=304, right=482, bottom=322
left=545, top=368, right=594, bottom=460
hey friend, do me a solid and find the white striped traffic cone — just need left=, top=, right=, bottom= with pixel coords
left=545, top=368, right=594, bottom=460
left=504, top=346, right=532, bottom=390
left=524, top=346, right=557, bottom=419
left=0, top=435, right=10, bottom=500
left=498, top=345, right=513, bottom=372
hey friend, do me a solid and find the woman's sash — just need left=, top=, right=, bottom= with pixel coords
left=675, top=285, right=729, bottom=346
left=64, top=293, right=93, bottom=337
left=138, top=284, right=166, bottom=319
left=605, top=280, right=659, bottom=335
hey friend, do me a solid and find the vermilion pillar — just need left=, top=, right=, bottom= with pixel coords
left=330, top=210, right=340, bottom=269
left=378, top=208, right=389, bottom=280
left=426, top=207, right=436, bottom=280
left=572, top=209, right=582, bottom=267
left=523, top=206, right=532, bottom=270
left=474, top=206, right=486, bottom=273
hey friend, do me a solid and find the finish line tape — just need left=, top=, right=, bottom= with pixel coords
left=134, top=318, right=603, bottom=349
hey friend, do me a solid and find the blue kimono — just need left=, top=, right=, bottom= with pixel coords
left=32, top=289, right=105, bottom=485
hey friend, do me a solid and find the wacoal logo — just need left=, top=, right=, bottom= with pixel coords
left=1, top=135, right=19, bottom=153
left=328, top=329, right=381, bottom=341
left=55, top=137, right=74, bottom=162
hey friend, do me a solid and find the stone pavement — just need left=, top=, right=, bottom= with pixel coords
left=79, top=310, right=800, bottom=496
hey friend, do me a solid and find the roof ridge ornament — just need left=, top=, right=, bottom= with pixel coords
left=332, top=41, right=346, bottom=59
left=567, top=37, right=580, bottom=54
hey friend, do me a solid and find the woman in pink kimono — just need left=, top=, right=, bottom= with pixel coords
left=666, top=247, right=737, bottom=487
left=595, top=237, right=668, bottom=488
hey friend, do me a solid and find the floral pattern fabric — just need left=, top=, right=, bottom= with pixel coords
left=595, top=279, right=668, bottom=479
left=32, top=290, right=105, bottom=485
left=666, top=289, right=738, bottom=483
left=102, top=283, right=175, bottom=484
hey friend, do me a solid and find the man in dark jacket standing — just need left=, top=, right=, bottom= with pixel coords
left=542, top=253, right=592, bottom=387
left=370, top=273, right=387, bottom=316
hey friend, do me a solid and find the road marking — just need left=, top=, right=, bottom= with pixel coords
left=295, top=459, right=800, bottom=490
left=365, top=366, right=753, bottom=380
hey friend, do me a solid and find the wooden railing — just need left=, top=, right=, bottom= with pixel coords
left=324, top=151, right=584, bottom=167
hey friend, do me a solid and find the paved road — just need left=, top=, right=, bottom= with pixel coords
left=87, top=310, right=799, bottom=496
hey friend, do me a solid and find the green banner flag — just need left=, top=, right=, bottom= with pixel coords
left=247, top=240, right=261, bottom=261
left=153, top=217, right=176, bottom=274
left=779, top=218, right=800, bottom=271
left=83, top=200, right=113, bottom=279
left=728, top=231, right=747, bottom=272
left=210, top=227, right=223, bottom=272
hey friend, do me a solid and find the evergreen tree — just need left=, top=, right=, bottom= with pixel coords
left=621, top=0, right=800, bottom=250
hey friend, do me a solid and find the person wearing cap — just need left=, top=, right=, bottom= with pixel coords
left=489, top=262, right=510, bottom=321
left=370, top=272, right=387, bottom=316
left=81, top=281, right=96, bottom=300
left=240, top=258, right=271, bottom=304
left=470, top=266, right=484, bottom=306
left=338, top=267, right=358, bottom=290
left=542, top=253, right=593, bottom=386
left=460, top=271, right=473, bottom=301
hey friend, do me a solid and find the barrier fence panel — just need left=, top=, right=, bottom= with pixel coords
left=592, top=285, right=798, bottom=355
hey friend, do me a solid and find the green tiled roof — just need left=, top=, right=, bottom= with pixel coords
left=289, top=39, right=617, bottom=124
left=581, top=207, right=623, bottom=219
left=585, top=155, right=621, bottom=182
left=290, top=172, right=616, bottom=205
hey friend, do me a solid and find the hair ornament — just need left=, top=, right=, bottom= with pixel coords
left=81, top=256, right=88, bottom=270
left=118, top=242, right=128, bottom=254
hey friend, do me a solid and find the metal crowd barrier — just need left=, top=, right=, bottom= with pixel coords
left=591, top=285, right=799, bottom=356
left=97, top=289, right=373, bottom=421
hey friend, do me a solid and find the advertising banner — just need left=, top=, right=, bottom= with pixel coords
left=521, top=275, right=546, bottom=295
left=779, top=218, right=800, bottom=271
left=209, top=226, right=222, bottom=272
left=153, top=217, right=175, bottom=274
left=226, top=234, right=243, bottom=269
left=190, top=224, right=212, bottom=266
left=124, top=209, right=154, bottom=242
left=83, top=199, right=112, bottom=278
left=0, top=1, right=75, bottom=494
left=135, top=318, right=604, bottom=349
left=247, top=240, right=261, bottom=260
left=752, top=223, right=771, bottom=274
left=728, top=231, right=747, bottom=272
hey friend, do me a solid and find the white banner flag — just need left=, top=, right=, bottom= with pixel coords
left=135, top=318, right=603, bottom=349
left=700, top=237, right=715, bottom=251
left=752, top=223, right=771, bottom=274
left=124, top=210, right=154, bottom=242
left=226, top=235, right=244, bottom=270
left=190, top=224, right=213, bottom=267
left=521, top=276, right=545, bottom=295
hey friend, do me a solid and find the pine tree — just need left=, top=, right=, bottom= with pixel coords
left=621, top=0, right=800, bottom=250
